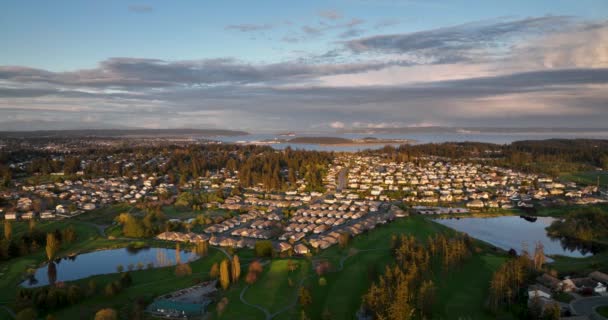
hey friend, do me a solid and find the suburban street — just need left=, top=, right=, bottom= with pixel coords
left=571, top=296, right=608, bottom=319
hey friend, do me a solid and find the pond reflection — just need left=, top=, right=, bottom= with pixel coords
left=435, top=216, right=593, bottom=258
left=22, top=247, right=199, bottom=288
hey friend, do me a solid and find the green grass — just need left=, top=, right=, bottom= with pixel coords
left=162, top=206, right=233, bottom=220
left=560, top=171, right=608, bottom=186
left=553, top=291, right=575, bottom=303
left=74, top=203, right=134, bottom=225
left=551, top=251, right=608, bottom=276
left=597, top=306, right=608, bottom=317
left=49, top=249, right=226, bottom=319
left=208, top=216, right=508, bottom=320
left=434, top=253, right=508, bottom=319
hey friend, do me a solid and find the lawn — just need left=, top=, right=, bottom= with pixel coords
left=162, top=206, right=234, bottom=220
left=560, top=171, right=608, bottom=186
left=433, top=253, right=508, bottom=319
left=551, top=251, right=608, bottom=276
left=209, top=216, right=508, bottom=320
left=47, top=249, right=226, bottom=319
left=74, top=203, right=134, bottom=225
left=243, top=259, right=310, bottom=314
left=597, top=306, right=608, bottom=317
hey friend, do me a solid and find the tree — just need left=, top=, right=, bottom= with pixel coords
left=94, top=308, right=117, bottom=320
left=298, top=287, right=312, bottom=307
left=210, top=262, right=219, bottom=278
left=4, top=220, right=11, bottom=241
left=195, top=240, right=208, bottom=257
left=254, top=240, right=273, bottom=257
left=16, top=308, right=37, bottom=320
left=175, top=263, right=192, bottom=277
left=542, top=302, right=561, bottom=320
left=45, top=232, right=60, bottom=261
left=338, top=232, right=350, bottom=249
left=533, top=241, right=545, bottom=271
left=67, top=285, right=81, bottom=304
left=231, top=255, right=241, bottom=281
left=219, top=259, right=231, bottom=290
left=418, top=280, right=436, bottom=318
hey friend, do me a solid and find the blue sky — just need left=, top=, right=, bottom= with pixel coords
left=2, top=0, right=606, bottom=70
left=1, top=0, right=607, bottom=131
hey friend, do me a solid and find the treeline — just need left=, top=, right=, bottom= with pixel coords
left=7, top=144, right=332, bottom=191
left=115, top=210, right=168, bottom=238
left=366, top=139, right=608, bottom=176
left=487, top=243, right=546, bottom=317
left=546, top=206, right=608, bottom=242
left=362, top=234, right=472, bottom=319
left=0, top=221, right=76, bottom=261
left=15, top=272, right=134, bottom=315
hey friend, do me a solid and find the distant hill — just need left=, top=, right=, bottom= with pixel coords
left=339, top=127, right=608, bottom=134
left=0, top=128, right=249, bottom=138
left=289, top=137, right=353, bottom=144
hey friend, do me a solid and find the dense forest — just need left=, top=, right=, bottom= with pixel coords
left=367, top=139, right=608, bottom=177
left=546, top=206, right=608, bottom=243
left=3, top=144, right=332, bottom=192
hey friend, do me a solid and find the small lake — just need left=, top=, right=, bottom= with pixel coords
left=22, top=247, right=199, bottom=288
left=435, top=216, right=594, bottom=258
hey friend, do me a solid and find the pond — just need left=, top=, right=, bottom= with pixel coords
left=434, top=216, right=595, bottom=258
left=22, top=247, right=200, bottom=288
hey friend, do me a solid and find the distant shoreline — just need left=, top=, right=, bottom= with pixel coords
left=237, top=136, right=415, bottom=146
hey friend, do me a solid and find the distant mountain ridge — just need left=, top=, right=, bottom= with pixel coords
left=338, top=127, right=608, bottom=134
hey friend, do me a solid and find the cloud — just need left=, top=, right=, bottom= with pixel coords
left=287, top=18, right=367, bottom=42
left=346, top=16, right=575, bottom=63
left=330, top=121, right=345, bottom=128
left=2, top=16, right=608, bottom=131
left=128, top=4, right=154, bottom=13
left=225, top=24, right=274, bottom=32
left=318, top=10, right=343, bottom=20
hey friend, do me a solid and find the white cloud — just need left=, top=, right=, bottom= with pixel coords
left=330, top=121, right=345, bottom=128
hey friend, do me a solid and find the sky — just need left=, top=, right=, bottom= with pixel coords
left=1, top=0, right=607, bottom=132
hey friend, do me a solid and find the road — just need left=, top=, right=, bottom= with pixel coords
left=571, top=296, right=608, bottom=320
left=337, top=168, right=348, bottom=191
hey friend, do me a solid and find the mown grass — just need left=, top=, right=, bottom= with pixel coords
left=560, top=171, right=608, bottom=186
left=49, top=249, right=226, bottom=319
left=209, top=216, right=508, bottom=320
left=551, top=251, right=608, bottom=276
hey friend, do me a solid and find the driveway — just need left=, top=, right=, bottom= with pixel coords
left=571, top=296, right=608, bottom=320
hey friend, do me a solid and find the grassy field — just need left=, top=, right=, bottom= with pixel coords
left=560, top=171, right=608, bottom=186
left=207, top=216, right=508, bottom=320
left=551, top=251, right=608, bottom=276
left=48, top=249, right=226, bottom=319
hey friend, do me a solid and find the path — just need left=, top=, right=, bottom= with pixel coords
left=0, top=305, right=15, bottom=319
left=337, top=168, right=348, bottom=191
left=571, top=296, right=608, bottom=320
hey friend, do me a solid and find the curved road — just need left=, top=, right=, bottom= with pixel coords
left=571, top=296, right=608, bottom=320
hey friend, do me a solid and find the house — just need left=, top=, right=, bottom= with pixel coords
left=589, top=271, right=608, bottom=284
left=594, top=282, right=607, bottom=295
left=275, top=242, right=292, bottom=252
left=294, top=244, right=310, bottom=255
left=528, top=285, right=552, bottom=300
left=466, top=200, right=484, bottom=209
left=537, top=273, right=560, bottom=291
left=4, top=212, right=18, bottom=220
